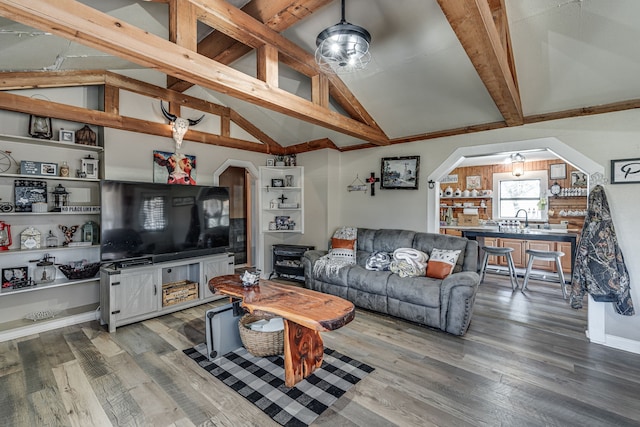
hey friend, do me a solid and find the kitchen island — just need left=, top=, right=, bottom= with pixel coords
left=442, top=226, right=579, bottom=277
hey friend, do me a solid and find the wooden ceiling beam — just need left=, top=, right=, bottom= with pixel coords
left=0, top=91, right=270, bottom=152
left=0, top=70, right=106, bottom=90
left=436, top=0, right=523, bottom=126
left=168, top=0, right=384, bottom=134
left=190, top=0, right=385, bottom=134
left=0, top=0, right=388, bottom=145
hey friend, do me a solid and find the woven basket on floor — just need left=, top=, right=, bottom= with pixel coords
left=238, top=313, right=284, bottom=357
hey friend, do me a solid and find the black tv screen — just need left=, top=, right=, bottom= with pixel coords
left=100, top=180, right=230, bottom=263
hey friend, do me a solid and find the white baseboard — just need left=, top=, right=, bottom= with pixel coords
left=602, top=333, right=640, bottom=355
left=0, top=310, right=98, bottom=342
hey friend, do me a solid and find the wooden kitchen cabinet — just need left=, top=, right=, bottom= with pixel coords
left=527, top=240, right=556, bottom=271
left=499, top=238, right=526, bottom=268
left=556, top=242, right=573, bottom=274
left=482, top=237, right=499, bottom=265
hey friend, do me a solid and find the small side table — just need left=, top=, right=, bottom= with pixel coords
left=270, top=244, right=315, bottom=281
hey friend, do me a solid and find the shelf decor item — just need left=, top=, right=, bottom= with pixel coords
left=34, top=254, right=56, bottom=284
left=58, top=224, right=79, bottom=246
left=50, top=184, right=70, bottom=211
left=75, top=125, right=97, bottom=146
left=20, top=227, right=41, bottom=250
left=82, top=221, right=99, bottom=245
left=58, top=261, right=101, bottom=280
left=46, top=230, right=58, bottom=248
left=59, top=129, right=75, bottom=143
left=2, top=266, right=28, bottom=289
left=381, top=156, right=420, bottom=190
left=81, top=155, right=99, bottom=179
left=14, top=179, right=47, bottom=212
left=28, top=115, right=52, bottom=139
left=0, top=221, right=12, bottom=250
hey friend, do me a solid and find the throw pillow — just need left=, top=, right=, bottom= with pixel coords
left=426, top=248, right=462, bottom=279
left=328, top=226, right=357, bottom=265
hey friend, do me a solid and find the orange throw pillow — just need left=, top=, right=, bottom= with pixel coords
left=331, top=237, right=355, bottom=250
left=426, top=248, right=461, bottom=279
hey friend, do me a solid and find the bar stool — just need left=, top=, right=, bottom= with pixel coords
left=521, top=249, right=566, bottom=298
left=479, top=246, right=519, bottom=291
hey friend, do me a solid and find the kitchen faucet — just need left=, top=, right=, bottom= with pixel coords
left=515, top=209, right=529, bottom=228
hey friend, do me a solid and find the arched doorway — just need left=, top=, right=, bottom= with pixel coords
left=213, top=160, right=259, bottom=268
left=426, top=136, right=606, bottom=343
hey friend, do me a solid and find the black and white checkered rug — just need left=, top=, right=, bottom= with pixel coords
left=183, top=344, right=374, bottom=427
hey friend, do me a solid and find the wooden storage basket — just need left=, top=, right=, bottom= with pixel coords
left=238, top=313, right=284, bottom=357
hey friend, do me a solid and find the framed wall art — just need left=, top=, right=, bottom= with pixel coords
left=549, top=163, right=566, bottom=180
left=466, top=175, right=481, bottom=189
left=571, top=171, right=588, bottom=188
left=611, top=158, right=640, bottom=184
left=153, top=150, right=196, bottom=185
left=28, top=115, right=52, bottom=139
left=380, top=156, right=420, bottom=190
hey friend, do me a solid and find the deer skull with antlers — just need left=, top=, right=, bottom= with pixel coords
left=160, top=101, right=205, bottom=150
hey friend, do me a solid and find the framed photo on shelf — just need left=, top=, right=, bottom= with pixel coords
left=40, top=162, right=58, bottom=176
left=611, top=158, right=640, bottom=184
left=271, top=178, right=284, bottom=187
left=59, top=129, right=75, bottom=143
left=266, top=158, right=275, bottom=167
left=2, top=266, right=29, bottom=289
left=549, top=163, right=566, bottom=180
left=380, top=156, right=420, bottom=190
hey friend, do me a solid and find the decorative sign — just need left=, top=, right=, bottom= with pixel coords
left=466, top=175, right=481, bottom=189
left=20, top=227, right=41, bottom=250
left=14, top=180, right=47, bottom=212
left=20, top=161, right=58, bottom=177
left=441, top=174, right=458, bottom=183
left=611, top=158, right=640, bottom=184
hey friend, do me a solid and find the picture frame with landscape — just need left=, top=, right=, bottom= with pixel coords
left=380, top=156, right=420, bottom=190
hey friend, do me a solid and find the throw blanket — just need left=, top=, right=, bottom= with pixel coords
left=390, top=248, right=429, bottom=278
left=570, top=185, right=634, bottom=315
left=313, top=227, right=357, bottom=277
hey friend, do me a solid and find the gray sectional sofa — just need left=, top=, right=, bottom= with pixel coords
left=302, top=228, right=480, bottom=336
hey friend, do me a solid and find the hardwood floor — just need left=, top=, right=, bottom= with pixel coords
left=2, top=274, right=640, bottom=426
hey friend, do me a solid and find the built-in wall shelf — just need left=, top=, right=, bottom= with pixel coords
left=0, top=134, right=103, bottom=152
left=0, top=276, right=98, bottom=298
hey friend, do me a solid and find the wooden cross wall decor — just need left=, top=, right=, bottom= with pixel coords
left=366, top=172, right=380, bottom=196
left=278, top=193, right=288, bottom=204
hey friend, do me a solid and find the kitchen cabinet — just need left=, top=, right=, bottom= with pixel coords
left=556, top=242, right=573, bottom=274
left=483, top=237, right=499, bottom=265
left=499, top=238, right=526, bottom=268
left=527, top=240, right=556, bottom=271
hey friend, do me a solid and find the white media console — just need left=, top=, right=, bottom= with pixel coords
left=100, top=252, right=234, bottom=332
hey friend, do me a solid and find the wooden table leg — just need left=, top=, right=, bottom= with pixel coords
left=283, top=319, right=324, bottom=387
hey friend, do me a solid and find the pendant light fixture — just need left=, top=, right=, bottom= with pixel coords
left=315, top=0, right=371, bottom=74
left=511, top=153, right=525, bottom=177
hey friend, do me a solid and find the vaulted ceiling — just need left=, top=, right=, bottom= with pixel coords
left=1, top=0, right=639, bottom=154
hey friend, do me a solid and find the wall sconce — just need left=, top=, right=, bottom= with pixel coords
left=511, top=153, right=525, bottom=177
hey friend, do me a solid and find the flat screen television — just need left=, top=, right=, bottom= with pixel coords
left=100, top=180, right=230, bottom=263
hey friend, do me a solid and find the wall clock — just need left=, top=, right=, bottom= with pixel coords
left=550, top=181, right=562, bottom=197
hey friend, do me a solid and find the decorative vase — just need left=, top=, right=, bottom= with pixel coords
left=454, top=188, right=462, bottom=197
left=462, top=189, right=470, bottom=197
left=470, top=189, right=478, bottom=197
left=444, top=186, right=453, bottom=197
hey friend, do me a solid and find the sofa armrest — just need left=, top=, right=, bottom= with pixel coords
left=302, top=250, right=328, bottom=290
left=440, top=271, right=480, bottom=335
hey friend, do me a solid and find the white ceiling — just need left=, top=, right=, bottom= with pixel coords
left=1, top=0, right=640, bottom=150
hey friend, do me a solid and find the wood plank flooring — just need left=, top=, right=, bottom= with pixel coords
left=2, top=274, right=640, bottom=426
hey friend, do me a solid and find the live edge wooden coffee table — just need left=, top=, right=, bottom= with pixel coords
left=209, top=274, right=355, bottom=387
